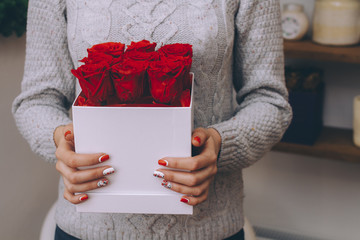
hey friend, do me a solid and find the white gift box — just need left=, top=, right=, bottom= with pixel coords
left=72, top=74, right=193, bottom=214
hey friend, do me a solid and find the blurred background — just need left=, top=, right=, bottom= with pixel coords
left=0, top=0, right=359, bottom=239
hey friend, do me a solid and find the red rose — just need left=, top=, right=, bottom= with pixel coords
left=111, top=60, right=147, bottom=103
left=88, top=42, right=125, bottom=58
left=81, top=42, right=125, bottom=65
left=126, top=40, right=157, bottom=53
left=159, top=44, right=193, bottom=89
left=71, top=61, right=112, bottom=105
left=158, top=43, right=193, bottom=58
left=147, top=59, right=185, bottom=104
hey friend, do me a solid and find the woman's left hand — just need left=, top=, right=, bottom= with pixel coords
left=154, top=127, right=221, bottom=206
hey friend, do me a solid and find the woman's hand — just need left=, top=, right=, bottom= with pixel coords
left=53, top=123, right=115, bottom=204
left=153, top=127, right=221, bottom=206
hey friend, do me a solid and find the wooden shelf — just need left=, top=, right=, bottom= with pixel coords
left=284, top=40, right=360, bottom=64
left=273, top=127, right=360, bottom=163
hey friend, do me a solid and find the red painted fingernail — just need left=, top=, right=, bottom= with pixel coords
left=97, top=179, right=109, bottom=187
left=194, top=136, right=201, bottom=144
left=153, top=171, right=165, bottom=178
left=158, top=159, right=168, bottom=166
left=162, top=181, right=172, bottom=189
left=180, top=197, right=189, bottom=203
left=103, top=167, right=115, bottom=176
left=79, top=195, right=88, bottom=201
left=99, top=154, right=110, bottom=163
left=64, top=130, right=71, bottom=138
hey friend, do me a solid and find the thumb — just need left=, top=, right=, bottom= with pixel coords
left=63, top=123, right=74, bottom=142
left=191, top=128, right=210, bottom=147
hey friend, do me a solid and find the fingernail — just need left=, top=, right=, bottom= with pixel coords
left=180, top=197, right=190, bottom=203
left=103, top=167, right=115, bottom=176
left=99, top=154, right=110, bottom=163
left=158, top=159, right=168, bottom=166
left=64, top=130, right=71, bottom=138
left=97, top=179, right=109, bottom=187
left=153, top=170, right=164, bottom=178
left=79, top=195, right=88, bottom=201
left=162, top=180, right=172, bottom=189
left=194, top=136, right=201, bottom=144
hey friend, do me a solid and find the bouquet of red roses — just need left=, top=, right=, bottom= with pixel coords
left=71, top=40, right=192, bottom=107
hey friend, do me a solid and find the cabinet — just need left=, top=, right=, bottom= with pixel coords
left=272, top=40, right=360, bottom=163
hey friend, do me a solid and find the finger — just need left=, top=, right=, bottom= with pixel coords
left=180, top=189, right=209, bottom=206
left=63, top=188, right=88, bottom=204
left=56, top=160, right=115, bottom=184
left=191, top=128, right=210, bottom=147
left=155, top=164, right=217, bottom=187
left=160, top=178, right=211, bottom=196
left=158, top=150, right=217, bottom=171
left=56, top=142, right=110, bottom=168
left=63, top=124, right=74, bottom=142
left=63, top=177, right=110, bottom=193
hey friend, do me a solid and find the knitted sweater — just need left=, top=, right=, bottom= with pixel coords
left=13, top=0, right=292, bottom=239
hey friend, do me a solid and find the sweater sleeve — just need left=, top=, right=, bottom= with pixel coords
left=12, top=0, right=75, bottom=163
left=210, top=0, right=292, bottom=171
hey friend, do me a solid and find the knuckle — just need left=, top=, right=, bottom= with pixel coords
left=210, top=154, right=217, bottom=163
left=212, top=165, right=218, bottom=175
left=68, top=157, right=77, bottom=168
left=55, top=161, right=61, bottom=171
left=188, top=176, right=198, bottom=186
left=190, top=161, right=199, bottom=171
left=55, top=149, right=62, bottom=160
left=193, top=188, right=202, bottom=196
left=67, top=184, right=76, bottom=193
left=68, top=174, right=78, bottom=184
left=204, top=190, right=209, bottom=199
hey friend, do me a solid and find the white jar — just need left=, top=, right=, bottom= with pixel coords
left=282, top=4, right=309, bottom=41
left=313, top=0, right=360, bottom=46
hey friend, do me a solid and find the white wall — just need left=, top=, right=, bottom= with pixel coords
left=0, top=36, right=59, bottom=240
left=244, top=1, right=360, bottom=239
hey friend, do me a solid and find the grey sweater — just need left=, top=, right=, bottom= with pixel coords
left=13, top=0, right=292, bottom=239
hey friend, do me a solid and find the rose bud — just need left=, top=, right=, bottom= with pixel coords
left=125, top=40, right=157, bottom=53
left=158, top=43, right=193, bottom=58
left=123, top=51, right=159, bottom=97
left=88, top=42, right=125, bottom=58
left=111, top=60, right=147, bottom=103
left=180, top=89, right=191, bottom=107
left=148, top=60, right=185, bottom=104
left=159, top=44, right=193, bottom=89
left=82, top=42, right=125, bottom=65
left=71, top=61, right=113, bottom=105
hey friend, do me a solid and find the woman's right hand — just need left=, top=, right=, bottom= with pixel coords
left=53, top=123, right=115, bottom=204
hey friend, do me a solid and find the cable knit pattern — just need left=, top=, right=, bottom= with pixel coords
left=12, top=0, right=292, bottom=239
